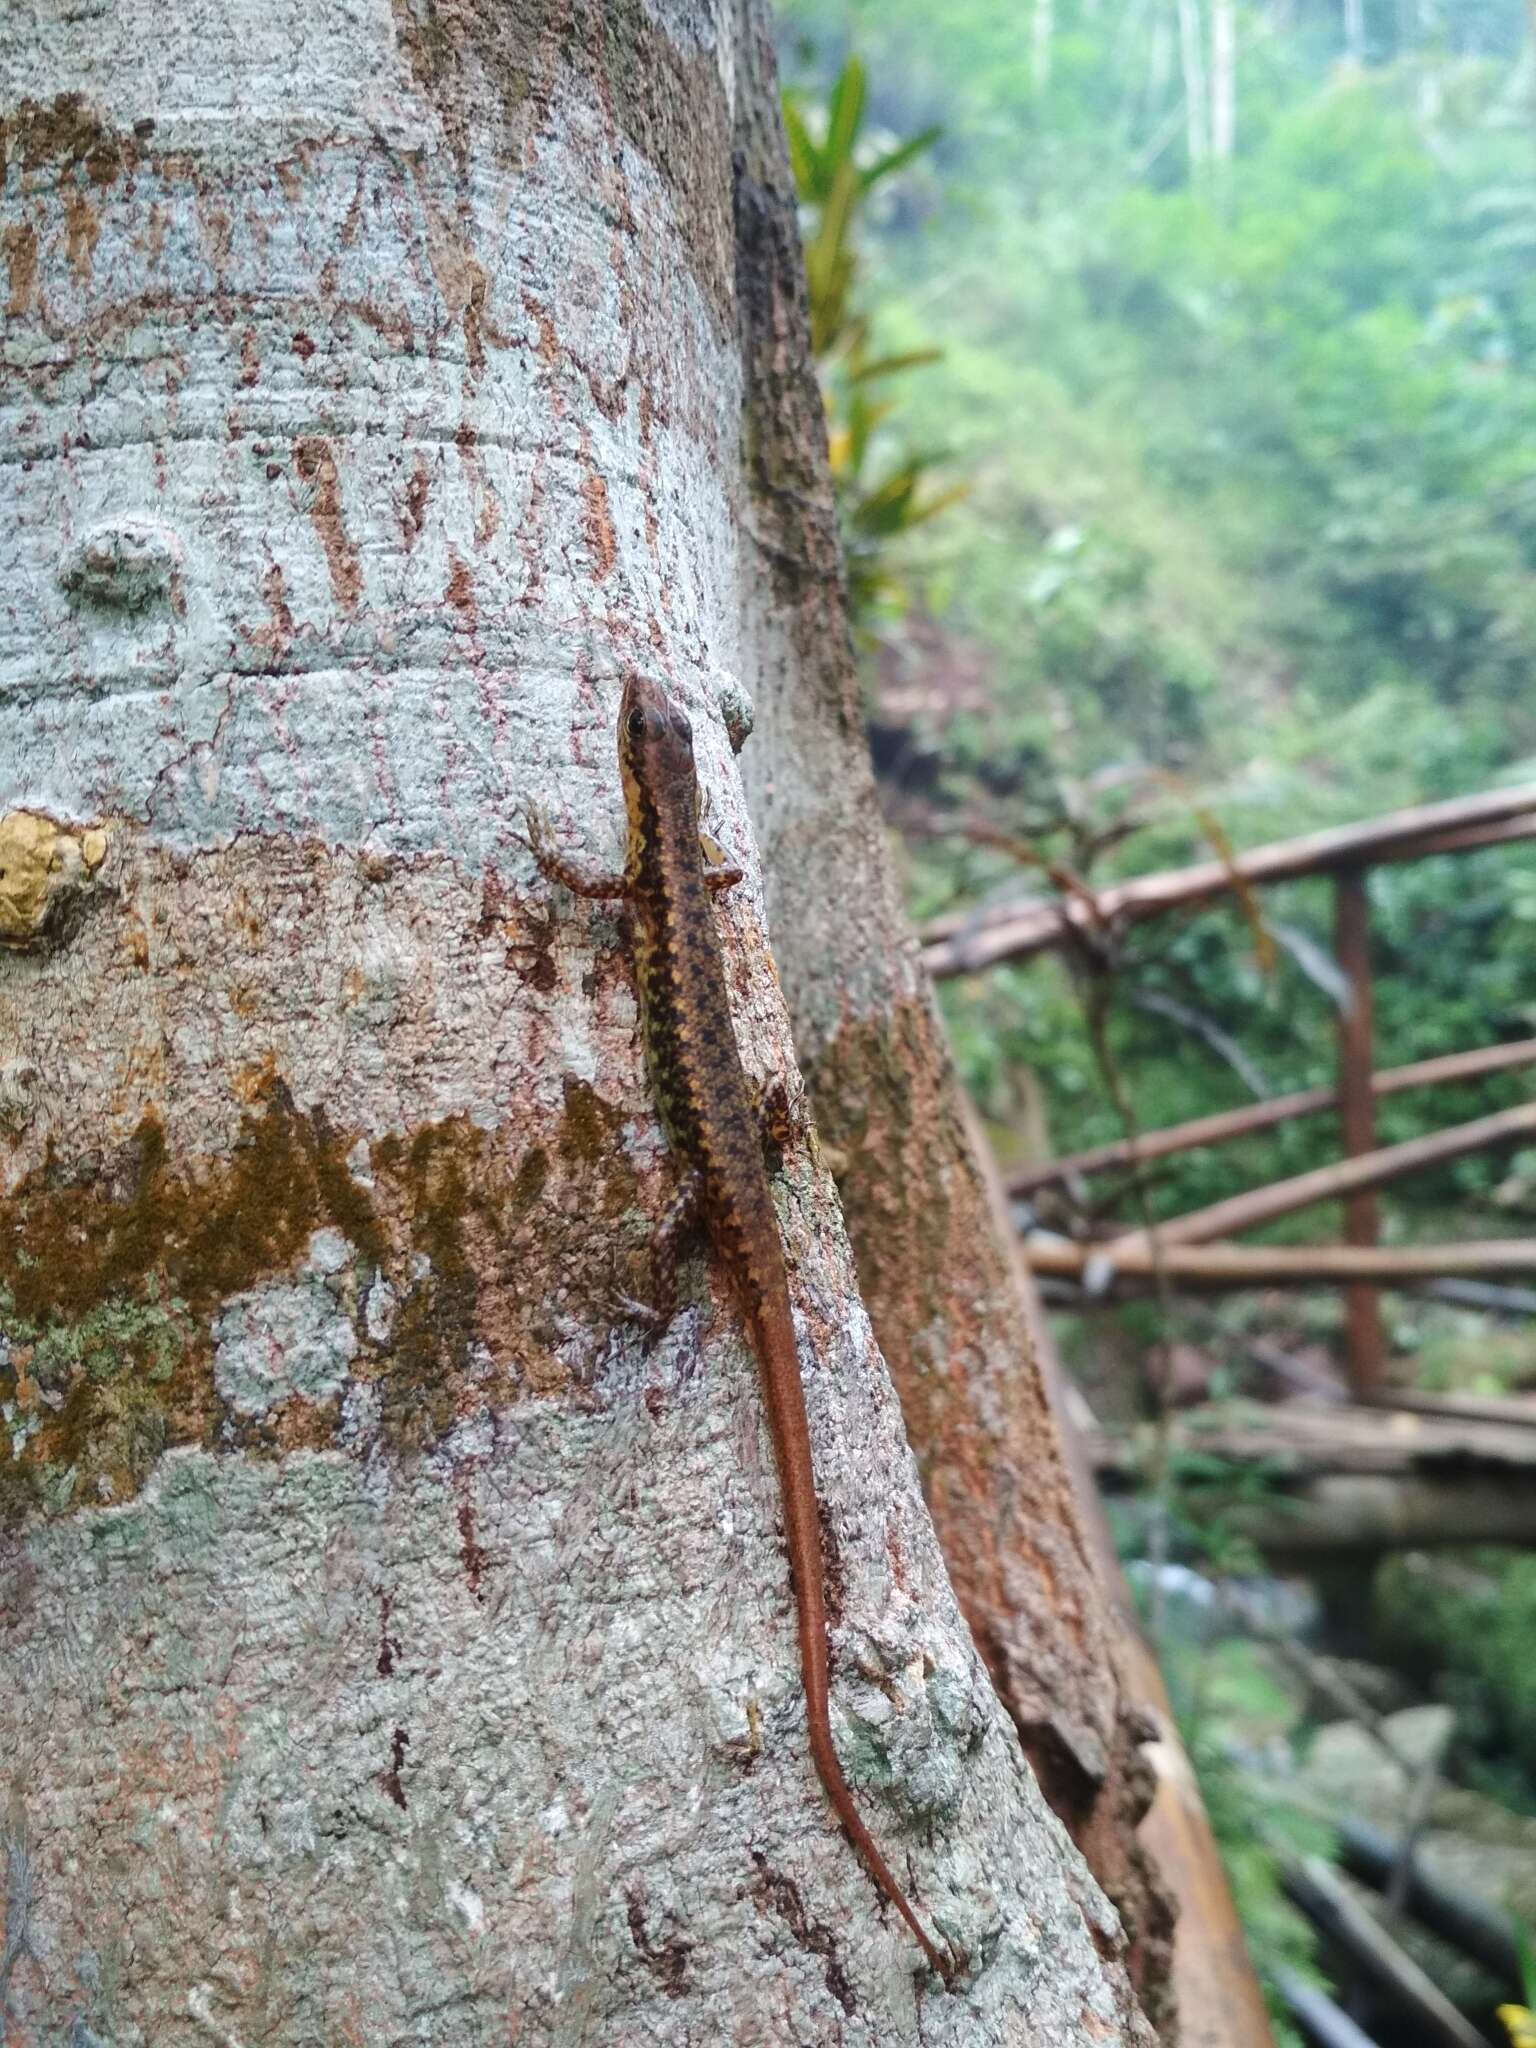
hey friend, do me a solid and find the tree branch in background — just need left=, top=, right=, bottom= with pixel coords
left=1028, top=1237, right=1536, bottom=1289
left=1272, top=1970, right=1382, bottom=2048
left=922, top=786, right=1536, bottom=978
left=1281, top=1856, right=1486, bottom=2048
left=1009, top=1039, right=1536, bottom=1195
left=1092, top=1402, right=1536, bottom=1550
left=1335, top=1817, right=1523, bottom=1986
left=1104, top=1101, right=1536, bottom=1257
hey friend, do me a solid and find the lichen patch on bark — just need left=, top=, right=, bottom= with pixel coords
left=0, top=809, right=108, bottom=950
left=214, top=1229, right=361, bottom=1418
left=0, top=1282, right=190, bottom=1519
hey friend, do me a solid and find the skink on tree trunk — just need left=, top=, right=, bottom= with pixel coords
left=527, top=670, right=954, bottom=1982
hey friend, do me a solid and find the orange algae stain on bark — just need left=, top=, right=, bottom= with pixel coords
left=294, top=437, right=363, bottom=613
left=0, top=94, right=142, bottom=188
left=61, top=185, right=101, bottom=280
left=582, top=464, right=617, bottom=580
left=3, top=222, right=38, bottom=313
left=2, top=1096, right=384, bottom=1328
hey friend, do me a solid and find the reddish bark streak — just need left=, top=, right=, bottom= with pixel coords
left=445, top=549, right=478, bottom=627
left=4, top=220, right=38, bottom=311
left=456, top=1499, right=488, bottom=1601
left=294, top=436, right=362, bottom=613
left=401, top=454, right=431, bottom=551
left=583, top=465, right=616, bottom=580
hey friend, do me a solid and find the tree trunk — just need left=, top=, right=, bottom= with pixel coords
left=1210, top=0, right=1236, bottom=166
left=0, top=4, right=1156, bottom=2043
left=1033, top=0, right=1056, bottom=92
left=1177, top=0, right=1211, bottom=170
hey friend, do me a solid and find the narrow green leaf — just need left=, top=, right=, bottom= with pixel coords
left=825, top=55, right=867, bottom=177
left=902, top=481, right=972, bottom=526
left=849, top=348, right=945, bottom=384
left=781, top=98, right=821, bottom=202
left=860, top=125, right=942, bottom=192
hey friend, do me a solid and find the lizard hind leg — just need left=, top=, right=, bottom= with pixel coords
left=612, top=1166, right=705, bottom=1338
left=749, top=1075, right=819, bottom=1178
left=750, top=1075, right=797, bottom=1156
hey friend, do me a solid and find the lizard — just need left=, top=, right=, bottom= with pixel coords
left=526, top=669, right=955, bottom=1983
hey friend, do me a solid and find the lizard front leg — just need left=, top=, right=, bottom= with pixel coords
left=523, top=803, right=629, bottom=900
left=749, top=1075, right=798, bottom=1155
left=699, top=830, right=744, bottom=894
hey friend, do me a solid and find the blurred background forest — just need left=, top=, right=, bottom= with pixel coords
left=777, top=2, right=1536, bottom=2042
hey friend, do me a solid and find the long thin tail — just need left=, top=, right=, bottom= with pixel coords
left=802, top=1638, right=955, bottom=1981
left=751, top=1288, right=955, bottom=1982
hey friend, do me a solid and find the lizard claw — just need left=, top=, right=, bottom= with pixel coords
left=609, top=1288, right=669, bottom=1335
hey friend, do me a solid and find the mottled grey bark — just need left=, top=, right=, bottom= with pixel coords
left=0, top=4, right=1153, bottom=2042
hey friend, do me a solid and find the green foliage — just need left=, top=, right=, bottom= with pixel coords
left=784, top=11, right=1536, bottom=2007
left=1399, top=1309, right=1536, bottom=1397
left=782, top=3, right=1536, bottom=1262
left=1169, top=1447, right=1303, bottom=1575
left=0, top=1280, right=190, bottom=1516
left=1373, top=1552, right=1536, bottom=1804
left=1154, top=1624, right=1333, bottom=2045
left=784, top=56, right=965, bottom=622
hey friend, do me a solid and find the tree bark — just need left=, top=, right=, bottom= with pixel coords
left=0, top=4, right=1157, bottom=2043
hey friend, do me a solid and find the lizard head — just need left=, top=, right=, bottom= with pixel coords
left=618, top=671, right=698, bottom=811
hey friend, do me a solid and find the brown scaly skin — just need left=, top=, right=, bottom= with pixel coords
left=528, top=671, right=955, bottom=1983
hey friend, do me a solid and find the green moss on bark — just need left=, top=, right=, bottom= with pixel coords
left=0, top=1282, right=191, bottom=1520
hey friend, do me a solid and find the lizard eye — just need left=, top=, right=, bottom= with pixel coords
left=625, top=707, right=647, bottom=739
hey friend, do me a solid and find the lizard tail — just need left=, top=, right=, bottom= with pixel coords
left=802, top=1657, right=957, bottom=1983
left=751, top=1291, right=957, bottom=1983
